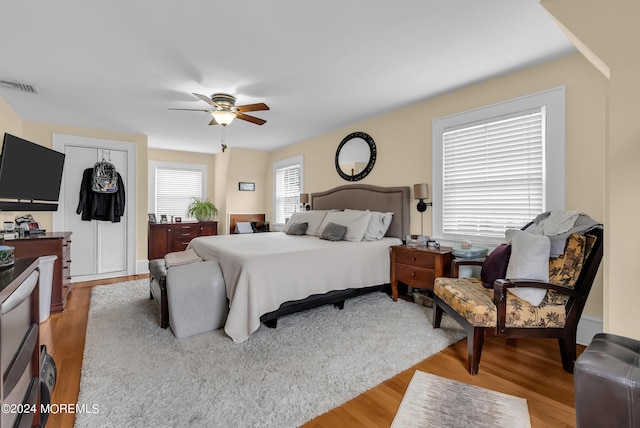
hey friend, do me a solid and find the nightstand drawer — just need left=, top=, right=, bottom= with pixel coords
left=395, top=250, right=436, bottom=269
left=395, top=264, right=435, bottom=289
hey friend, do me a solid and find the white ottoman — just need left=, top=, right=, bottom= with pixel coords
left=165, top=260, right=228, bottom=339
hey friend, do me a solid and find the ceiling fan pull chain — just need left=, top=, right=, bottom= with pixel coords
left=221, top=128, right=227, bottom=152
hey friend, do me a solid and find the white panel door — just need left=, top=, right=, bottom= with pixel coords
left=63, top=146, right=127, bottom=278
left=63, top=146, right=98, bottom=277
left=96, top=149, right=127, bottom=274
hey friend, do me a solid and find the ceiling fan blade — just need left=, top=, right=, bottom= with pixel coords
left=236, top=112, right=266, bottom=125
left=235, top=103, right=270, bottom=113
left=209, top=117, right=219, bottom=126
left=168, top=108, right=212, bottom=112
left=193, top=93, right=219, bottom=108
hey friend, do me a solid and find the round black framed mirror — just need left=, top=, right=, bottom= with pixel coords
left=335, top=131, right=376, bottom=181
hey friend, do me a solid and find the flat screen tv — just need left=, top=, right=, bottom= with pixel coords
left=0, top=133, right=65, bottom=211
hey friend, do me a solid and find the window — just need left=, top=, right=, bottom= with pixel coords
left=148, top=161, right=207, bottom=220
left=273, top=155, right=304, bottom=225
left=432, top=87, right=565, bottom=244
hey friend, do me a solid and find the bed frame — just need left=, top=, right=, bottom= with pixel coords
left=259, top=184, right=410, bottom=328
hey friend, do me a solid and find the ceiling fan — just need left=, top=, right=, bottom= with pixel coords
left=169, top=93, right=269, bottom=126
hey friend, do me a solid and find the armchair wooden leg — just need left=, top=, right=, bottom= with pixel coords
left=468, top=327, right=485, bottom=375
left=558, top=331, right=577, bottom=373
left=433, top=298, right=444, bottom=328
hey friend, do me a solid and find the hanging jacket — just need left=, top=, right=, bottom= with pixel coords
left=76, top=168, right=126, bottom=222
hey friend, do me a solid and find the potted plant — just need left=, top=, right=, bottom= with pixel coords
left=187, top=197, right=218, bottom=222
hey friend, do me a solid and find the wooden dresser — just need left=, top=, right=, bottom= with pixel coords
left=9, top=232, right=72, bottom=314
left=390, top=245, right=452, bottom=301
left=148, top=221, right=217, bottom=260
left=0, top=258, right=41, bottom=428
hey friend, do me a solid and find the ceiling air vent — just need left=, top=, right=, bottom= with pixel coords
left=0, top=79, right=39, bottom=94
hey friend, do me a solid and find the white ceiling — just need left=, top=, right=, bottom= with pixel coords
left=0, top=1, right=574, bottom=154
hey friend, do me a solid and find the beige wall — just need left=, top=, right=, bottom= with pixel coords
left=222, top=148, right=269, bottom=234
left=214, top=149, right=230, bottom=234
left=542, top=0, right=640, bottom=339
left=0, top=96, right=23, bottom=137
left=267, top=53, right=608, bottom=319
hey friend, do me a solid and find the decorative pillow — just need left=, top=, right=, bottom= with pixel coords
left=361, top=211, right=394, bottom=241
left=285, top=222, right=308, bottom=236
left=235, top=222, right=254, bottom=234
left=283, top=210, right=330, bottom=236
left=316, top=210, right=372, bottom=242
left=548, top=233, right=587, bottom=288
left=320, top=222, right=347, bottom=241
left=164, top=249, right=202, bottom=268
left=505, top=229, right=550, bottom=306
left=481, top=243, right=511, bottom=288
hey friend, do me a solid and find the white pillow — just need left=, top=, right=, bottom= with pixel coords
left=235, top=222, right=253, bottom=234
left=505, top=229, right=550, bottom=306
left=283, top=210, right=329, bottom=236
left=316, top=210, right=372, bottom=242
left=361, top=211, right=394, bottom=241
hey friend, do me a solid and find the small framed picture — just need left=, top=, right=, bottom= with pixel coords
left=175, top=216, right=182, bottom=223
left=239, top=182, right=255, bottom=191
left=160, top=214, right=168, bottom=223
left=148, top=214, right=157, bottom=223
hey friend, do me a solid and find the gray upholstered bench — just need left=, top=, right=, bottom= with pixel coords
left=148, top=258, right=229, bottom=338
left=149, top=259, right=169, bottom=328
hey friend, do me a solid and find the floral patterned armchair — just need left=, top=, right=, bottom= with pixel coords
left=433, top=226, right=603, bottom=375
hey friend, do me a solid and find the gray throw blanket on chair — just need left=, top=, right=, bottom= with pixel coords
left=524, top=211, right=603, bottom=256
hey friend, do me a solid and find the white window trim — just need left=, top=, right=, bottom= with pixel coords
left=272, top=155, right=304, bottom=227
left=432, top=86, right=565, bottom=247
left=148, top=160, right=207, bottom=216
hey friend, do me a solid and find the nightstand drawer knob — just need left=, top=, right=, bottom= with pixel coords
left=411, top=272, right=416, bottom=277
left=412, top=256, right=417, bottom=261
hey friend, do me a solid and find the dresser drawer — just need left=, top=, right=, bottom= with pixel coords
left=171, top=228, right=198, bottom=240
left=394, top=264, right=435, bottom=289
left=395, top=250, right=436, bottom=269
left=171, top=241, right=191, bottom=252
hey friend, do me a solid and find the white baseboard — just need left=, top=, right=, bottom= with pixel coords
left=136, top=259, right=150, bottom=275
left=577, top=314, right=603, bottom=346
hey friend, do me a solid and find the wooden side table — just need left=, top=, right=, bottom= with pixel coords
left=391, top=245, right=452, bottom=301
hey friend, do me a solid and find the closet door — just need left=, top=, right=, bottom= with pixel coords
left=62, top=146, right=127, bottom=278
left=63, top=146, right=98, bottom=276
left=96, top=149, right=127, bottom=274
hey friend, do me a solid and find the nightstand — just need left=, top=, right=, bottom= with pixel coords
left=391, top=245, right=453, bottom=301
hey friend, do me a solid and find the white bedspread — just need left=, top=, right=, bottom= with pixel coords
left=187, top=232, right=401, bottom=343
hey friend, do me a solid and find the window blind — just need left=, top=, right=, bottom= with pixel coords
left=275, top=163, right=301, bottom=224
left=442, top=108, right=545, bottom=238
left=156, top=167, right=203, bottom=219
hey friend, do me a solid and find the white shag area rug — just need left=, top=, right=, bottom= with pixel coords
left=75, top=280, right=464, bottom=428
left=391, top=371, right=531, bottom=428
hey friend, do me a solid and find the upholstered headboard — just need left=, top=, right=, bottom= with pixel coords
left=310, top=184, right=410, bottom=239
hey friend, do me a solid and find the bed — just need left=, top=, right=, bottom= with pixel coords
left=187, top=184, right=410, bottom=342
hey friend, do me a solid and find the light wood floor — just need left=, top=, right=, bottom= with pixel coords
left=42, top=276, right=581, bottom=428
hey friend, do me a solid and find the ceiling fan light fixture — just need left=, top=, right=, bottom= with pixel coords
left=211, top=110, right=236, bottom=126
